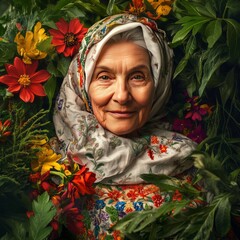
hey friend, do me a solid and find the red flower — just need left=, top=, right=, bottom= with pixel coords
left=29, top=172, right=41, bottom=183
left=49, top=18, right=88, bottom=57
left=64, top=207, right=85, bottom=235
left=147, top=149, right=154, bottom=160
left=107, top=190, right=122, bottom=201
left=0, top=57, right=50, bottom=103
left=71, top=165, right=96, bottom=196
left=152, top=194, right=164, bottom=207
left=172, top=190, right=182, bottom=201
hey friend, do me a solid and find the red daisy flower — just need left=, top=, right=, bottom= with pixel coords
left=0, top=57, right=50, bottom=103
left=49, top=18, right=88, bottom=57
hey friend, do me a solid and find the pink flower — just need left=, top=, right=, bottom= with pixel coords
left=185, top=96, right=211, bottom=121
left=172, top=118, right=193, bottom=133
left=187, top=125, right=207, bottom=143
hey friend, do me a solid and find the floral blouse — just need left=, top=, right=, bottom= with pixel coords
left=80, top=170, right=201, bottom=240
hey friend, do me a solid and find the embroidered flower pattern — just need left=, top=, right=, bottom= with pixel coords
left=83, top=177, right=201, bottom=239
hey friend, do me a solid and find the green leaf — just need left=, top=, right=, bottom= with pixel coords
left=215, top=195, right=231, bottom=237
left=199, top=45, right=229, bottom=96
left=225, top=18, right=240, bottom=61
left=172, top=16, right=210, bottom=45
left=57, top=56, right=71, bottom=76
left=174, top=36, right=197, bottom=78
left=193, top=206, right=215, bottom=240
left=44, top=76, right=57, bottom=109
left=37, top=37, right=53, bottom=53
left=205, top=20, right=222, bottom=48
left=29, top=191, right=56, bottom=240
left=106, top=0, right=117, bottom=15
left=219, top=67, right=235, bottom=105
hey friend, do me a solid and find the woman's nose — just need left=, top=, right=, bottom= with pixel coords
left=112, top=78, right=131, bottom=104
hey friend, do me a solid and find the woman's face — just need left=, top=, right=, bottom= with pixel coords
left=88, top=41, right=154, bottom=136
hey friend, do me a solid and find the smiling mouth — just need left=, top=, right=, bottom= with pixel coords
left=107, top=111, right=136, bottom=118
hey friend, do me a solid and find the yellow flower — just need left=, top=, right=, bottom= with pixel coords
left=147, top=0, right=173, bottom=19
left=14, top=22, right=49, bottom=64
left=31, top=142, right=62, bottom=175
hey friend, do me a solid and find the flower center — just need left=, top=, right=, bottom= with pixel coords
left=18, top=74, right=31, bottom=87
left=64, top=33, right=77, bottom=47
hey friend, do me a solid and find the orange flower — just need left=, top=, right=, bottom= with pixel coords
left=0, top=57, right=50, bottom=102
left=0, top=119, right=12, bottom=141
left=49, top=18, right=88, bottom=57
left=151, top=135, right=159, bottom=144
left=159, top=144, right=168, bottom=153
left=129, top=0, right=146, bottom=15
left=146, top=0, right=173, bottom=19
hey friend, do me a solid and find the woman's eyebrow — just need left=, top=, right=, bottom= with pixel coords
left=94, top=64, right=150, bottom=72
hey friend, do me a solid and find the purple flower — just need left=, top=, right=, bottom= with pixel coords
left=99, top=211, right=109, bottom=221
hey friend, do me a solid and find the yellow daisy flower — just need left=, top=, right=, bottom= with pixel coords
left=14, top=22, right=49, bottom=64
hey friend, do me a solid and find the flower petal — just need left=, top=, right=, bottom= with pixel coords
left=56, top=18, right=69, bottom=34
left=69, top=18, right=82, bottom=33
left=56, top=44, right=66, bottom=54
left=8, top=84, right=21, bottom=92
left=26, top=60, right=38, bottom=76
left=14, top=57, right=26, bottom=75
left=29, top=84, right=46, bottom=96
left=49, top=29, right=64, bottom=40
left=6, top=65, right=20, bottom=78
left=0, top=75, right=19, bottom=86
left=19, top=88, right=35, bottom=103
left=30, top=70, right=50, bottom=83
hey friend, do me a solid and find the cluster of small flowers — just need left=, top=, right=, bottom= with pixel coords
left=172, top=94, right=213, bottom=143
left=129, top=0, right=174, bottom=19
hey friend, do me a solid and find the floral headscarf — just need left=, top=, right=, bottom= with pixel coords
left=53, top=14, right=196, bottom=184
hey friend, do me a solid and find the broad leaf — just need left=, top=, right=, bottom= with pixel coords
left=29, top=192, right=56, bottom=240
left=57, top=55, right=71, bottom=77
left=225, top=18, right=240, bottom=61
left=215, top=195, right=231, bottom=237
left=172, top=16, right=210, bottom=44
left=205, top=19, right=222, bottom=48
left=44, top=76, right=57, bottom=109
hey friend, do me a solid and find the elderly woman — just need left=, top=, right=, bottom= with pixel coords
left=53, top=13, right=196, bottom=239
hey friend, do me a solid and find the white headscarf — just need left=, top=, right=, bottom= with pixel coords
left=53, top=14, right=196, bottom=184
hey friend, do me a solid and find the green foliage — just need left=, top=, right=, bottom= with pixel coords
left=0, top=0, right=240, bottom=239
left=29, top=192, right=57, bottom=240
left=113, top=152, right=240, bottom=239
left=0, top=192, right=56, bottom=240
left=0, top=101, right=50, bottom=193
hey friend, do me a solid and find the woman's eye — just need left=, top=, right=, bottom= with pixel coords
left=131, top=74, right=145, bottom=81
left=97, top=74, right=111, bottom=80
